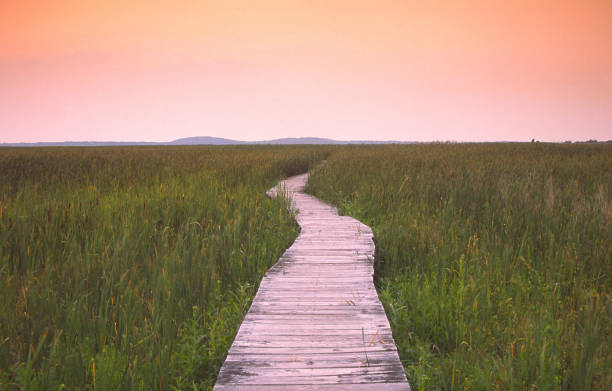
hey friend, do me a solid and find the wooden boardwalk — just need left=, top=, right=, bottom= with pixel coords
left=214, top=174, right=410, bottom=390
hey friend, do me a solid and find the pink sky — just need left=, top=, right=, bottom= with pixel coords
left=1, top=0, right=611, bottom=142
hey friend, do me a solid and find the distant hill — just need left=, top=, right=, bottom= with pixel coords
left=171, top=136, right=405, bottom=145
left=168, top=136, right=247, bottom=145
left=2, top=136, right=409, bottom=147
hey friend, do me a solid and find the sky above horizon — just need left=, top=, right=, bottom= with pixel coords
left=1, top=0, right=611, bottom=143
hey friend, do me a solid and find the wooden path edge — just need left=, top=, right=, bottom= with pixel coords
left=213, top=173, right=410, bottom=390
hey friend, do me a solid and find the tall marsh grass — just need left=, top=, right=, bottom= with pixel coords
left=308, top=143, right=611, bottom=390
left=0, top=146, right=329, bottom=390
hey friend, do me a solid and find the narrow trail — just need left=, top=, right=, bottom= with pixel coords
left=213, top=173, right=410, bottom=390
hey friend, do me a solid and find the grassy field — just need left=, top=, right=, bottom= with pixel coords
left=2, top=143, right=610, bottom=390
left=307, top=143, right=611, bottom=390
left=0, top=146, right=329, bottom=390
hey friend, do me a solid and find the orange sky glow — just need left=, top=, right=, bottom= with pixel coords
left=1, top=0, right=611, bottom=142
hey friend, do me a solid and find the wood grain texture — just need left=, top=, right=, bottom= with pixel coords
left=214, top=174, right=410, bottom=390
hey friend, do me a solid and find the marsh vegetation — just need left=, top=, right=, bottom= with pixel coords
left=0, top=146, right=329, bottom=389
left=308, top=143, right=611, bottom=390
left=1, top=143, right=609, bottom=390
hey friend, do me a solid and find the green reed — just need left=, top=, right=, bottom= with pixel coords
left=0, top=145, right=330, bottom=390
left=307, top=143, right=611, bottom=390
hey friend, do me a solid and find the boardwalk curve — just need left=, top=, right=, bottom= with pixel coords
left=214, top=174, right=410, bottom=390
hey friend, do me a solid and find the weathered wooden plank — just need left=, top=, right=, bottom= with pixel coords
left=249, top=294, right=381, bottom=301
left=215, top=384, right=410, bottom=391
left=257, top=284, right=374, bottom=290
left=226, top=335, right=396, bottom=348
left=255, top=290, right=377, bottom=296
left=223, top=350, right=399, bottom=362
left=220, top=359, right=403, bottom=373
left=213, top=174, right=409, bottom=390
left=237, top=323, right=393, bottom=331
left=227, top=349, right=396, bottom=357
left=216, top=374, right=408, bottom=385
left=234, top=328, right=395, bottom=338
left=215, top=386, right=409, bottom=391
left=259, top=278, right=374, bottom=284
left=220, top=360, right=402, bottom=371
left=248, top=306, right=383, bottom=312
left=236, top=324, right=391, bottom=331
left=242, top=314, right=390, bottom=322
left=250, top=303, right=385, bottom=309
left=251, top=300, right=380, bottom=305
left=218, top=362, right=406, bottom=376
left=261, top=274, right=373, bottom=279
left=267, top=261, right=370, bottom=268
left=278, top=253, right=374, bottom=258
left=246, top=310, right=387, bottom=317
left=235, top=330, right=394, bottom=338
